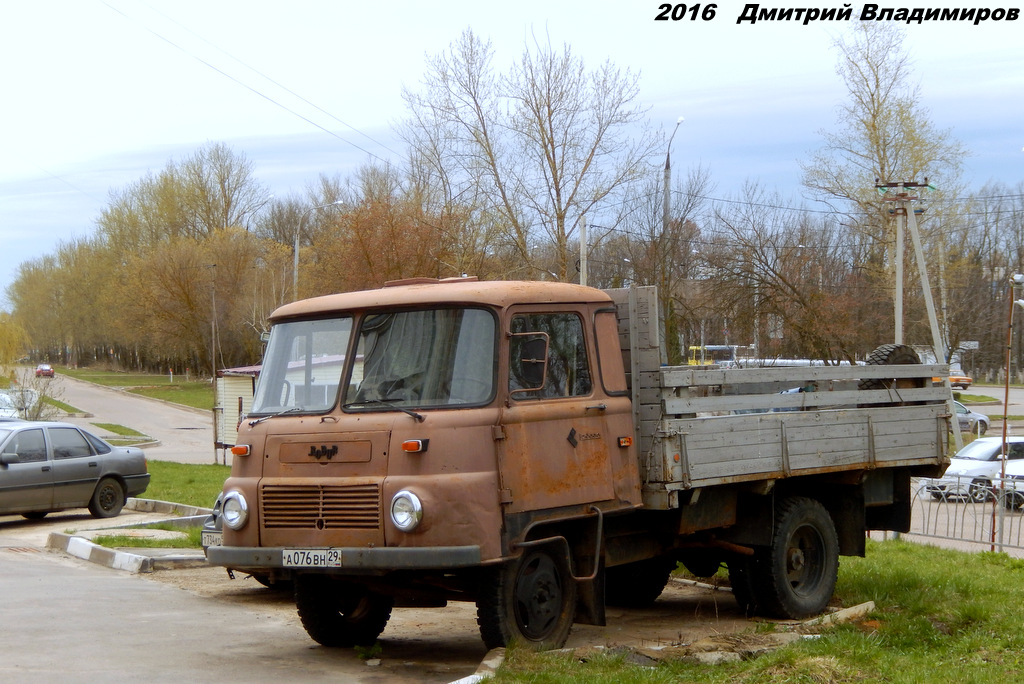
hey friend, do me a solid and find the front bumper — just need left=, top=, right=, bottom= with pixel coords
left=206, top=544, right=482, bottom=571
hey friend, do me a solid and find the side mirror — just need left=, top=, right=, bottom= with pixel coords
left=509, top=332, right=549, bottom=395
left=0, top=452, right=19, bottom=467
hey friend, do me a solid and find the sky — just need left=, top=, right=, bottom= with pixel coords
left=1, top=1, right=1022, bottom=306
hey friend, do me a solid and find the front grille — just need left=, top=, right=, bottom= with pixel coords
left=261, top=483, right=381, bottom=529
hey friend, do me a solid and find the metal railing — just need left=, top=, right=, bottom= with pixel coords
left=906, top=476, right=1024, bottom=553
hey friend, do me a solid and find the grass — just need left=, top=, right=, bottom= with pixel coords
left=92, top=526, right=204, bottom=549
left=92, top=422, right=147, bottom=437
left=493, top=541, right=1024, bottom=683
left=957, top=393, right=999, bottom=404
left=59, top=367, right=216, bottom=411
left=145, top=459, right=230, bottom=508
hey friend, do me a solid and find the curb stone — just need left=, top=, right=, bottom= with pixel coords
left=44, top=498, right=213, bottom=573
left=46, top=531, right=209, bottom=573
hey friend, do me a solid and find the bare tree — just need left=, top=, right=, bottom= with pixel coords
left=400, top=29, right=659, bottom=281
left=801, top=22, right=968, bottom=353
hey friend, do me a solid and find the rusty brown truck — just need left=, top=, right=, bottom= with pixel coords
left=204, top=278, right=950, bottom=650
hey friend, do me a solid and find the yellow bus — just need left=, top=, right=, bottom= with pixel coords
left=687, top=345, right=738, bottom=366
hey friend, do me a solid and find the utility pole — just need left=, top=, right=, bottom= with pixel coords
left=878, top=179, right=961, bottom=451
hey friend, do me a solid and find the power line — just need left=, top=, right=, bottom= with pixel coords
left=101, top=1, right=394, bottom=165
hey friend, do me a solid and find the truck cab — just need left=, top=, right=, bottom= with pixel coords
left=208, top=278, right=642, bottom=647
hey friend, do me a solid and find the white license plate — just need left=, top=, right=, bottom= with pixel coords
left=201, top=531, right=222, bottom=548
left=281, top=548, right=342, bottom=568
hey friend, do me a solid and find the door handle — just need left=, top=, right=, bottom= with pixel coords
left=585, top=403, right=607, bottom=411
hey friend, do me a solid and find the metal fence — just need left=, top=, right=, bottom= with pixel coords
left=905, top=476, right=1024, bottom=554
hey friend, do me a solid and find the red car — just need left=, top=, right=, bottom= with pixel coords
left=35, top=364, right=54, bottom=378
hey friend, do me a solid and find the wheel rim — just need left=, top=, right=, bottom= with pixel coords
left=513, top=552, right=564, bottom=641
left=786, top=524, right=825, bottom=597
left=98, top=484, right=118, bottom=511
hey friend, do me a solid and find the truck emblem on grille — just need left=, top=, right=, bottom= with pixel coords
left=309, top=444, right=339, bottom=460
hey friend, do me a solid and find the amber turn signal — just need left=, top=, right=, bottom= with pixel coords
left=402, top=439, right=429, bottom=453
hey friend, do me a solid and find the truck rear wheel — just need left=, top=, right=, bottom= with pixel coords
left=605, top=556, right=676, bottom=608
left=752, top=496, right=839, bottom=619
left=294, top=574, right=393, bottom=647
left=476, top=547, right=577, bottom=650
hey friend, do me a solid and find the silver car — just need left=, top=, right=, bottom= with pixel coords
left=954, top=401, right=989, bottom=435
left=0, top=421, right=150, bottom=519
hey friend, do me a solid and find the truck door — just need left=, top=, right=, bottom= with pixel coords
left=497, top=309, right=616, bottom=513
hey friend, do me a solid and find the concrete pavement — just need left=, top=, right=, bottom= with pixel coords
left=52, top=373, right=225, bottom=465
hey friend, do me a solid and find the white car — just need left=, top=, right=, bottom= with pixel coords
left=922, top=436, right=1024, bottom=502
left=1001, top=458, right=1024, bottom=511
left=0, top=393, right=20, bottom=419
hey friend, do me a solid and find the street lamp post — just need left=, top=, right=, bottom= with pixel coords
left=663, top=116, right=684, bottom=238
left=293, top=200, right=344, bottom=300
left=995, top=273, right=1024, bottom=551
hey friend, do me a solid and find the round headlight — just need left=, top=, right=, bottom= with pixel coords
left=221, top=491, right=249, bottom=530
left=390, top=490, right=423, bottom=532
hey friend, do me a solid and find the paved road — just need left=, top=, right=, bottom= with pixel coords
left=52, top=375, right=224, bottom=465
left=0, top=542, right=461, bottom=684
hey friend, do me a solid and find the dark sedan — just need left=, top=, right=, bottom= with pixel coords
left=0, top=421, right=149, bottom=519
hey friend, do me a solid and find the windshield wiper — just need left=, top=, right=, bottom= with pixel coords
left=248, top=407, right=306, bottom=426
left=343, top=398, right=425, bottom=422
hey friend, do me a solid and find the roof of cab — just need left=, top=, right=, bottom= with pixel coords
left=270, top=278, right=614, bottom=321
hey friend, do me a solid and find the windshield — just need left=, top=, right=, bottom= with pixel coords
left=954, top=440, right=1000, bottom=461
left=251, top=317, right=353, bottom=415
left=344, top=308, right=496, bottom=410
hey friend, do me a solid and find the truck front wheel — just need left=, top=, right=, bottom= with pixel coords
left=753, top=496, right=839, bottom=619
left=476, top=547, right=577, bottom=650
left=295, top=574, right=393, bottom=647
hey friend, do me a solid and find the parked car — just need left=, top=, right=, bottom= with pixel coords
left=949, top=372, right=972, bottom=389
left=1001, top=458, right=1024, bottom=511
left=0, top=421, right=149, bottom=519
left=933, top=373, right=973, bottom=389
left=0, top=394, right=19, bottom=420
left=922, top=436, right=1024, bottom=502
left=954, top=400, right=989, bottom=435
left=35, top=364, right=54, bottom=378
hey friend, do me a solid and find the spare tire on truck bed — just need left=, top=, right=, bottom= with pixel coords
left=857, top=343, right=926, bottom=394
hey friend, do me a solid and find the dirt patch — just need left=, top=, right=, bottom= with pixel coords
left=145, top=567, right=767, bottom=652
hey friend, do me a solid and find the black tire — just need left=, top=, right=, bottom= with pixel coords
left=969, top=478, right=993, bottom=503
left=476, top=547, right=577, bottom=650
left=750, top=497, right=839, bottom=619
left=294, top=574, right=393, bottom=648
left=605, top=556, right=677, bottom=608
left=1002, top=491, right=1024, bottom=512
left=88, top=478, right=125, bottom=518
left=858, top=344, right=925, bottom=392
left=21, top=511, right=48, bottom=520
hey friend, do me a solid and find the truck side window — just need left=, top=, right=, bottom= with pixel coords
left=509, top=313, right=591, bottom=399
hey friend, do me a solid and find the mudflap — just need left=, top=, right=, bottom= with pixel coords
left=574, top=560, right=606, bottom=626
